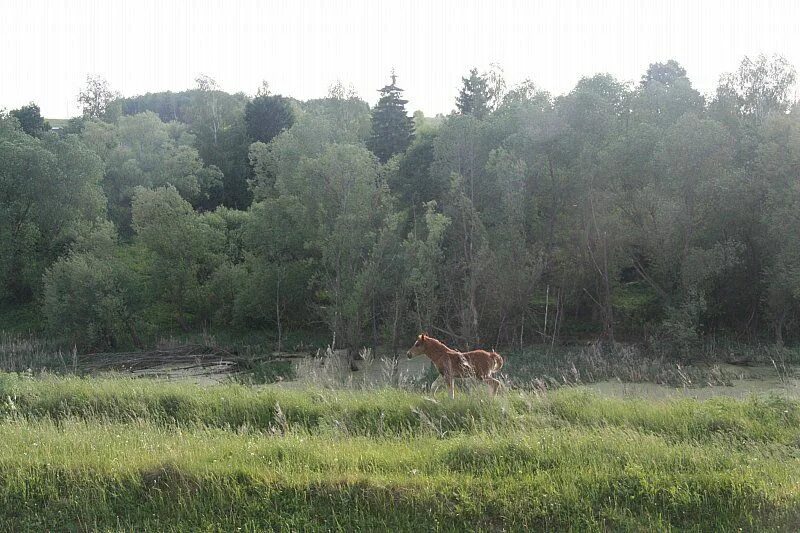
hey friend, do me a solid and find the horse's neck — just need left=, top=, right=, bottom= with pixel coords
left=425, top=341, right=459, bottom=362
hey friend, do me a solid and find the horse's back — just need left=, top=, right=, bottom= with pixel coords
left=462, top=349, right=502, bottom=377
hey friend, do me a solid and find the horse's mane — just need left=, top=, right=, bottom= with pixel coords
left=423, top=335, right=459, bottom=356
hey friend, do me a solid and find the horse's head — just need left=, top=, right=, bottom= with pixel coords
left=406, top=333, right=428, bottom=358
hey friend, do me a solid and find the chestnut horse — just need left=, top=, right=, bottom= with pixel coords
left=406, top=334, right=503, bottom=398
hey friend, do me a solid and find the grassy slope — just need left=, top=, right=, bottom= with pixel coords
left=1, top=374, right=799, bottom=531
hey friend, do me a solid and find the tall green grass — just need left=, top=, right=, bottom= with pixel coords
left=1, top=373, right=799, bottom=531
left=0, top=373, right=520, bottom=436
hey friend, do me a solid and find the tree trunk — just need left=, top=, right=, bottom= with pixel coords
left=387, top=292, right=404, bottom=384
left=128, top=320, right=144, bottom=350
left=601, top=241, right=615, bottom=344
left=372, top=296, right=379, bottom=352
left=775, top=311, right=786, bottom=348
left=391, top=291, right=402, bottom=356
left=176, top=314, right=191, bottom=333
left=467, top=275, right=479, bottom=347
left=275, top=276, right=283, bottom=352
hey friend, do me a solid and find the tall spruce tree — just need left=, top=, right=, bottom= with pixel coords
left=367, top=70, right=414, bottom=163
left=455, top=68, right=491, bottom=119
left=245, top=95, right=295, bottom=144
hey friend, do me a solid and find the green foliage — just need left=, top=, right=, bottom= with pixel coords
left=0, top=116, right=106, bottom=304
left=244, top=94, right=295, bottom=144
left=43, top=226, right=148, bottom=350
left=9, top=103, right=50, bottom=137
left=612, top=282, right=661, bottom=330
left=4, top=56, right=800, bottom=351
left=635, top=60, right=704, bottom=126
left=236, top=196, right=315, bottom=330
left=118, top=90, right=195, bottom=123
left=716, top=54, right=796, bottom=119
left=82, top=112, right=223, bottom=232
left=367, top=71, right=414, bottom=163
left=117, top=87, right=252, bottom=209
left=238, top=359, right=298, bottom=384
left=0, top=302, right=44, bottom=334
left=652, top=290, right=707, bottom=357
left=249, top=99, right=372, bottom=203
left=303, top=96, right=372, bottom=144
left=388, top=129, right=443, bottom=208
left=455, top=67, right=491, bottom=118
left=190, top=77, right=252, bottom=209
left=77, top=75, right=120, bottom=119
left=132, top=186, right=225, bottom=331
left=313, top=144, right=387, bottom=348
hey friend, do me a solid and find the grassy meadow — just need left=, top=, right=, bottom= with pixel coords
left=1, top=373, right=799, bottom=531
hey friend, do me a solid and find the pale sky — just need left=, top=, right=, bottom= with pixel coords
left=2, top=0, right=799, bottom=118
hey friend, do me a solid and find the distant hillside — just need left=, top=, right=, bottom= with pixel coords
left=45, top=118, right=71, bottom=129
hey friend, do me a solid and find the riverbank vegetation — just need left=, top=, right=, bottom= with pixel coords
left=1, top=55, right=799, bottom=362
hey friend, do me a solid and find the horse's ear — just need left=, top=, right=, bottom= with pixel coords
left=420, top=333, right=426, bottom=340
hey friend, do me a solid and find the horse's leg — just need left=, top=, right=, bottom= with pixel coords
left=483, top=377, right=501, bottom=397
left=447, top=375, right=455, bottom=399
left=430, top=374, right=443, bottom=394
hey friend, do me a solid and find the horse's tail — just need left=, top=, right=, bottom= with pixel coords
left=491, top=352, right=504, bottom=373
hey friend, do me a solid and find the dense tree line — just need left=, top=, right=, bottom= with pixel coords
left=1, top=56, right=799, bottom=356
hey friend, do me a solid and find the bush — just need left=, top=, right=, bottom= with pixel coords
left=651, top=291, right=706, bottom=358
left=238, top=359, right=298, bottom=384
left=42, top=250, right=146, bottom=350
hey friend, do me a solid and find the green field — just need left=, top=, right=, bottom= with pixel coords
left=1, top=373, right=799, bottom=531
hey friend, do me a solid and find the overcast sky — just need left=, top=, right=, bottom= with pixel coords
left=2, top=0, right=799, bottom=118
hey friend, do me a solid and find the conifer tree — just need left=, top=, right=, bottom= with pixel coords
left=367, top=70, right=414, bottom=163
left=455, top=68, right=491, bottom=119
